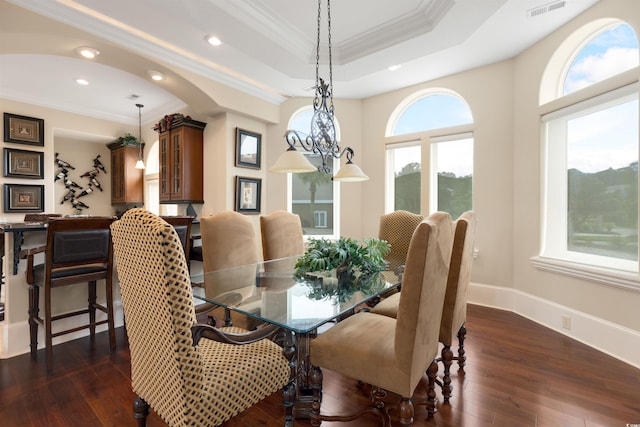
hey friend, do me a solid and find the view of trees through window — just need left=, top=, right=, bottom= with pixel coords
left=566, top=98, right=638, bottom=261
left=389, top=92, right=474, bottom=218
left=560, top=22, right=639, bottom=262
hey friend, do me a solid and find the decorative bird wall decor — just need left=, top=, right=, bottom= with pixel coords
left=55, top=153, right=107, bottom=214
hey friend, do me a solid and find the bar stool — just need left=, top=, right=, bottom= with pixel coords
left=21, top=216, right=116, bottom=374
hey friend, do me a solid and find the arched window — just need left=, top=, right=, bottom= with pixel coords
left=563, top=23, right=638, bottom=95
left=286, top=107, right=340, bottom=238
left=389, top=91, right=473, bottom=137
left=385, top=90, right=473, bottom=218
left=539, top=21, right=640, bottom=279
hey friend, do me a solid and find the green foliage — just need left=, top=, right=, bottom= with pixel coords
left=295, top=236, right=390, bottom=277
left=115, top=133, right=141, bottom=147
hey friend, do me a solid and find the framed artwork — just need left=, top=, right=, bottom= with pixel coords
left=235, top=128, right=261, bottom=169
left=4, top=184, right=45, bottom=212
left=3, top=113, right=45, bottom=146
left=3, top=148, right=44, bottom=179
left=235, top=176, right=261, bottom=214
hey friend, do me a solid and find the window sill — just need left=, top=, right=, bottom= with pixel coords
left=530, top=256, right=640, bottom=293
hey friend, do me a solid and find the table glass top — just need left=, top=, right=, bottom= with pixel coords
left=191, top=256, right=400, bottom=334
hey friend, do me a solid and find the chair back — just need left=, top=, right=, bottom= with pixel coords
left=394, top=211, right=453, bottom=389
left=161, top=215, right=194, bottom=266
left=378, top=210, right=424, bottom=273
left=440, top=211, right=477, bottom=345
left=45, top=217, right=114, bottom=286
left=200, top=211, right=258, bottom=271
left=111, top=208, right=201, bottom=426
left=260, top=210, right=304, bottom=261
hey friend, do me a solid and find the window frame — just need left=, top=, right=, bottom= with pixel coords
left=535, top=68, right=640, bottom=290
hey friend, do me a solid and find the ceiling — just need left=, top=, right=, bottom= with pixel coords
left=0, top=0, right=600, bottom=125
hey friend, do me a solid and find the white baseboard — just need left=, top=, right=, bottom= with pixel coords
left=0, top=301, right=124, bottom=359
left=468, top=282, right=640, bottom=370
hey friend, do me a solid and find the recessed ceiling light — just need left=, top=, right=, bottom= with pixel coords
left=75, top=46, right=100, bottom=59
left=388, top=64, right=402, bottom=71
left=148, top=70, right=165, bottom=81
left=206, top=35, right=222, bottom=46
left=75, top=78, right=89, bottom=86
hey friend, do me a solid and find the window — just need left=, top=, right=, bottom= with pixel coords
left=563, top=23, right=639, bottom=96
left=539, top=21, right=640, bottom=279
left=386, top=90, right=474, bottom=217
left=385, top=142, right=421, bottom=214
left=287, top=107, right=340, bottom=238
left=431, top=133, right=473, bottom=221
left=314, top=211, right=328, bottom=228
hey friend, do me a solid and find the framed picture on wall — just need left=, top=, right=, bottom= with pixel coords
left=4, top=183, right=45, bottom=212
left=3, top=113, right=45, bottom=146
left=235, top=176, right=261, bottom=214
left=235, top=128, right=261, bottom=169
left=3, top=148, right=44, bottom=179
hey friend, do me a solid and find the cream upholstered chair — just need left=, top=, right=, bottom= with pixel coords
left=111, top=209, right=291, bottom=427
left=371, top=211, right=477, bottom=402
left=200, top=211, right=261, bottom=329
left=309, top=212, right=454, bottom=425
left=378, top=210, right=424, bottom=281
left=260, top=210, right=304, bottom=261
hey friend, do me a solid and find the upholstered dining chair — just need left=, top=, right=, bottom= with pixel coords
left=111, top=208, right=292, bottom=427
left=309, top=212, right=454, bottom=425
left=260, top=210, right=304, bottom=261
left=200, top=211, right=261, bottom=329
left=378, top=210, right=424, bottom=282
left=371, top=211, right=477, bottom=402
left=21, top=216, right=116, bottom=374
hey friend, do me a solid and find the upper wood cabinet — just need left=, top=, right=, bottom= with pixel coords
left=156, top=117, right=207, bottom=204
left=107, top=143, right=144, bottom=205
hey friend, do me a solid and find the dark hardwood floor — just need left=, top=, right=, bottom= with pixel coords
left=1, top=304, right=639, bottom=426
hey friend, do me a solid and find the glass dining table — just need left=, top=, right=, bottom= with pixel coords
left=190, top=255, right=400, bottom=419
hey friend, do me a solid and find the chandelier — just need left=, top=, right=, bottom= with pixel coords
left=269, top=0, right=368, bottom=182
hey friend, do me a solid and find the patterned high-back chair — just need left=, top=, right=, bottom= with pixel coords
left=378, top=210, right=424, bottom=280
left=111, top=209, right=290, bottom=426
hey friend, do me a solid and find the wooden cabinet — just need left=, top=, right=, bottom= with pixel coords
left=107, top=143, right=144, bottom=205
left=157, top=117, right=206, bottom=204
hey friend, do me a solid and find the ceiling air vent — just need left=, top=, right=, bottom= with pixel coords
left=527, top=0, right=566, bottom=18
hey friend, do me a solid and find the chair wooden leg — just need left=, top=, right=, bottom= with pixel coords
left=27, top=284, right=39, bottom=359
left=45, top=284, right=53, bottom=374
left=457, top=324, right=467, bottom=371
left=106, top=279, right=116, bottom=352
left=426, top=359, right=438, bottom=416
left=398, top=397, right=414, bottom=426
left=441, top=345, right=454, bottom=402
left=133, top=396, right=150, bottom=427
left=88, top=280, right=97, bottom=340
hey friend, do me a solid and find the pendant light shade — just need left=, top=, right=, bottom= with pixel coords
left=333, top=160, right=369, bottom=182
left=134, top=103, right=145, bottom=170
left=269, top=147, right=316, bottom=173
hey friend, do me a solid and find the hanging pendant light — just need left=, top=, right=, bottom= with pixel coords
left=134, top=103, right=145, bottom=170
left=269, top=0, right=368, bottom=182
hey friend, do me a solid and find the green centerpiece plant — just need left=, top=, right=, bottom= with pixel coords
left=294, top=236, right=391, bottom=302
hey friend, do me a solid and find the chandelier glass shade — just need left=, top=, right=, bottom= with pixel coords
left=269, top=0, right=368, bottom=182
